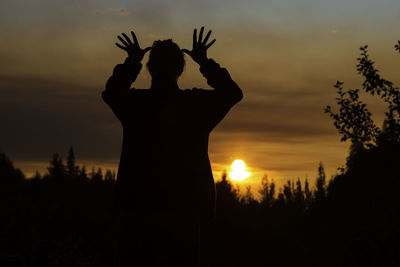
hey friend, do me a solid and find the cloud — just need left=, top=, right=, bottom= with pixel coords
left=126, top=1, right=172, bottom=29
left=0, top=75, right=121, bottom=160
left=211, top=87, right=337, bottom=144
left=119, top=9, right=129, bottom=16
left=92, top=9, right=104, bottom=16
left=0, top=72, right=336, bottom=166
left=91, top=8, right=130, bottom=17
left=146, top=33, right=166, bottom=40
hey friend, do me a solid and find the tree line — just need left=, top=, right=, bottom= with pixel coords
left=0, top=147, right=334, bottom=267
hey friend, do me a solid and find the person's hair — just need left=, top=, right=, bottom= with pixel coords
left=146, top=39, right=185, bottom=79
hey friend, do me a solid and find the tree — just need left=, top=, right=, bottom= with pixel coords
left=356, top=45, right=400, bottom=143
left=0, top=152, right=25, bottom=183
left=32, top=171, right=41, bottom=180
left=304, top=177, right=312, bottom=209
left=104, top=169, right=116, bottom=183
left=314, top=162, right=327, bottom=203
left=79, top=165, right=88, bottom=181
left=318, top=42, right=400, bottom=266
left=90, top=167, right=103, bottom=184
left=276, top=189, right=285, bottom=205
left=67, top=146, right=78, bottom=178
left=259, top=175, right=275, bottom=208
left=240, top=185, right=258, bottom=207
left=283, top=180, right=294, bottom=204
left=324, top=80, right=379, bottom=147
left=325, top=42, right=400, bottom=148
left=294, top=178, right=305, bottom=210
left=215, top=170, right=240, bottom=212
left=345, top=141, right=365, bottom=171
left=47, top=153, right=66, bottom=182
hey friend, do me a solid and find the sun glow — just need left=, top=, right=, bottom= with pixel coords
left=229, top=159, right=251, bottom=181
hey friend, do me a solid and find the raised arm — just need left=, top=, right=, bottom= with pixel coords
left=182, top=27, right=243, bottom=107
left=102, top=31, right=151, bottom=122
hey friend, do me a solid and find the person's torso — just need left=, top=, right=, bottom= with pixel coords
left=116, top=89, right=215, bottom=214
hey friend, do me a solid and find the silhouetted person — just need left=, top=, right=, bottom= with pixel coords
left=102, top=27, right=243, bottom=267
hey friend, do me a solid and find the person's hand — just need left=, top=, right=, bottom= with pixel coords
left=115, top=31, right=151, bottom=62
left=182, top=26, right=216, bottom=66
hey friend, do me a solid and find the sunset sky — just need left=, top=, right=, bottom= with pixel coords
left=1, top=0, right=399, bottom=191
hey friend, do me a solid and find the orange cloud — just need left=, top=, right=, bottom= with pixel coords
left=146, top=33, right=165, bottom=40
left=92, top=9, right=104, bottom=16
left=91, top=8, right=129, bottom=16
left=119, top=9, right=129, bottom=16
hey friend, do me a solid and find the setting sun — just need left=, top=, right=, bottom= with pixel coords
left=229, top=159, right=251, bottom=181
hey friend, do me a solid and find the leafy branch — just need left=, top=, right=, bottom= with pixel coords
left=325, top=82, right=379, bottom=147
left=325, top=41, right=400, bottom=147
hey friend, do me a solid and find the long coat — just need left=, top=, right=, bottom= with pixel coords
left=102, top=57, right=243, bottom=221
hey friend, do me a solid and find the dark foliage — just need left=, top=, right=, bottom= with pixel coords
left=317, top=41, right=400, bottom=266
left=0, top=149, right=328, bottom=267
left=0, top=152, right=25, bottom=184
left=325, top=43, right=400, bottom=147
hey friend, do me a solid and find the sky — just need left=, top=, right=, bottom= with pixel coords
left=1, top=0, right=399, bottom=192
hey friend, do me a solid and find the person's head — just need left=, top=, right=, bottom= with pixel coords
left=146, top=39, right=185, bottom=81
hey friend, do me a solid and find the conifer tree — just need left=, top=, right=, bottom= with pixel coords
left=33, top=171, right=41, bottom=180
left=259, top=175, right=275, bottom=208
left=79, top=166, right=88, bottom=181
left=304, top=177, right=312, bottom=209
left=294, top=178, right=304, bottom=210
left=67, top=146, right=78, bottom=178
left=0, top=152, right=25, bottom=183
left=315, top=162, right=327, bottom=203
left=47, top=153, right=66, bottom=182
left=104, top=169, right=115, bottom=183
left=283, top=180, right=293, bottom=204
left=215, top=170, right=240, bottom=213
left=90, top=167, right=103, bottom=184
